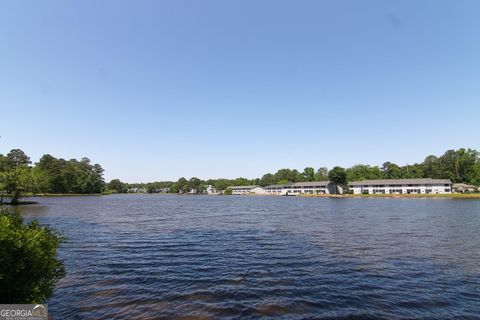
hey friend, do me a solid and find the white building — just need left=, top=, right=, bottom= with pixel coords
left=264, top=181, right=344, bottom=195
left=452, top=183, right=478, bottom=193
left=206, top=185, right=221, bottom=195
left=349, top=179, right=452, bottom=195
left=230, top=185, right=265, bottom=195
left=127, top=187, right=148, bottom=193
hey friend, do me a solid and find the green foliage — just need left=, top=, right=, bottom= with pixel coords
left=381, top=162, right=402, bottom=179
left=328, top=166, right=348, bottom=185
left=211, top=179, right=232, bottom=191
left=0, top=207, right=65, bottom=303
left=34, top=155, right=104, bottom=194
left=0, top=150, right=105, bottom=200
left=346, top=164, right=383, bottom=182
left=170, top=177, right=188, bottom=193
left=186, top=177, right=204, bottom=194
left=224, top=187, right=233, bottom=195
left=6, top=149, right=31, bottom=169
left=314, top=167, right=329, bottom=181
left=144, top=181, right=173, bottom=193
left=302, top=167, right=315, bottom=182
left=259, top=173, right=275, bottom=187
left=274, top=168, right=302, bottom=184
left=106, top=179, right=126, bottom=193
left=233, top=177, right=253, bottom=186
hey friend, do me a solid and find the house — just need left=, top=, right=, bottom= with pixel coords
left=452, top=183, right=478, bottom=193
left=127, top=187, right=148, bottom=193
left=206, top=185, right=221, bottom=195
left=230, top=185, right=265, bottom=195
left=264, top=181, right=344, bottom=195
left=349, top=178, right=452, bottom=195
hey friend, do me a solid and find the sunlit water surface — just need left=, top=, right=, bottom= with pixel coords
left=21, top=195, right=480, bottom=319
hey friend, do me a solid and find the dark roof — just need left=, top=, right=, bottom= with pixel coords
left=230, top=185, right=259, bottom=189
left=453, top=183, right=478, bottom=188
left=291, top=181, right=330, bottom=187
left=349, top=178, right=452, bottom=186
left=264, top=183, right=292, bottom=189
left=265, top=181, right=332, bottom=189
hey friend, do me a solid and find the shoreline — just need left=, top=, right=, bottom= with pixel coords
left=300, top=193, right=480, bottom=199
left=11, top=192, right=480, bottom=200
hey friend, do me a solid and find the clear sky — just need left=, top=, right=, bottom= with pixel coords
left=0, top=0, right=479, bottom=182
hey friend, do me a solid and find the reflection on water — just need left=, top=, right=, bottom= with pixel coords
left=21, top=195, right=480, bottom=319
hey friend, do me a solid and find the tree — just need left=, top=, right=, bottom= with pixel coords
left=186, top=177, right=203, bottom=193
left=224, top=187, right=233, bottom=195
left=6, top=149, right=31, bottom=169
left=0, top=172, right=6, bottom=203
left=400, top=163, right=424, bottom=179
left=170, top=177, right=188, bottom=193
left=472, top=163, right=480, bottom=186
left=382, top=162, right=402, bottom=179
left=314, top=167, right=329, bottom=181
left=214, top=179, right=231, bottom=191
left=0, top=154, right=10, bottom=172
left=328, top=166, right=347, bottom=194
left=0, top=166, right=32, bottom=204
left=233, top=177, right=252, bottom=186
left=107, top=179, right=125, bottom=193
left=0, top=207, right=65, bottom=303
left=302, top=167, right=315, bottom=182
left=273, top=168, right=302, bottom=184
left=260, top=173, right=275, bottom=187
left=346, top=164, right=382, bottom=182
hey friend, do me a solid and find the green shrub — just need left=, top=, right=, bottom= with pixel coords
left=224, top=187, right=233, bottom=195
left=0, top=207, right=65, bottom=303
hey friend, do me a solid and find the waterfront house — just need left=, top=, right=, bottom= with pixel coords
left=127, top=187, right=148, bottom=193
left=264, top=181, right=344, bottom=195
left=231, top=185, right=265, bottom=195
left=349, top=178, right=452, bottom=195
left=206, top=185, right=221, bottom=195
left=452, top=183, right=478, bottom=193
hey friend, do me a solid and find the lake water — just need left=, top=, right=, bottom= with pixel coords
left=21, top=195, right=480, bottom=319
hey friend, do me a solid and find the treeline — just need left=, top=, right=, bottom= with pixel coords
left=106, top=179, right=174, bottom=194
left=0, top=149, right=105, bottom=202
left=2, top=148, right=479, bottom=198
left=106, top=148, right=480, bottom=194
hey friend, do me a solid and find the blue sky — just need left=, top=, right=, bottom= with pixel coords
left=0, top=0, right=479, bottom=182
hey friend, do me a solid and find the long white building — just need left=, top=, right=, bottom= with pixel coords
left=264, top=181, right=344, bottom=195
left=230, top=185, right=265, bottom=195
left=349, top=178, right=452, bottom=195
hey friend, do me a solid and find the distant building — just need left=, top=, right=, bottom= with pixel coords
left=264, top=181, right=344, bottom=195
left=127, top=187, right=148, bottom=193
left=206, top=185, right=221, bottom=195
left=230, top=185, right=264, bottom=195
left=452, top=183, right=478, bottom=194
left=264, top=184, right=285, bottom=195
left=349, top=179, right=452, bottom=195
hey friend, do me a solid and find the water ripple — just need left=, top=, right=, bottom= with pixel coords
left=20, top=195, right=480, bottom=319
